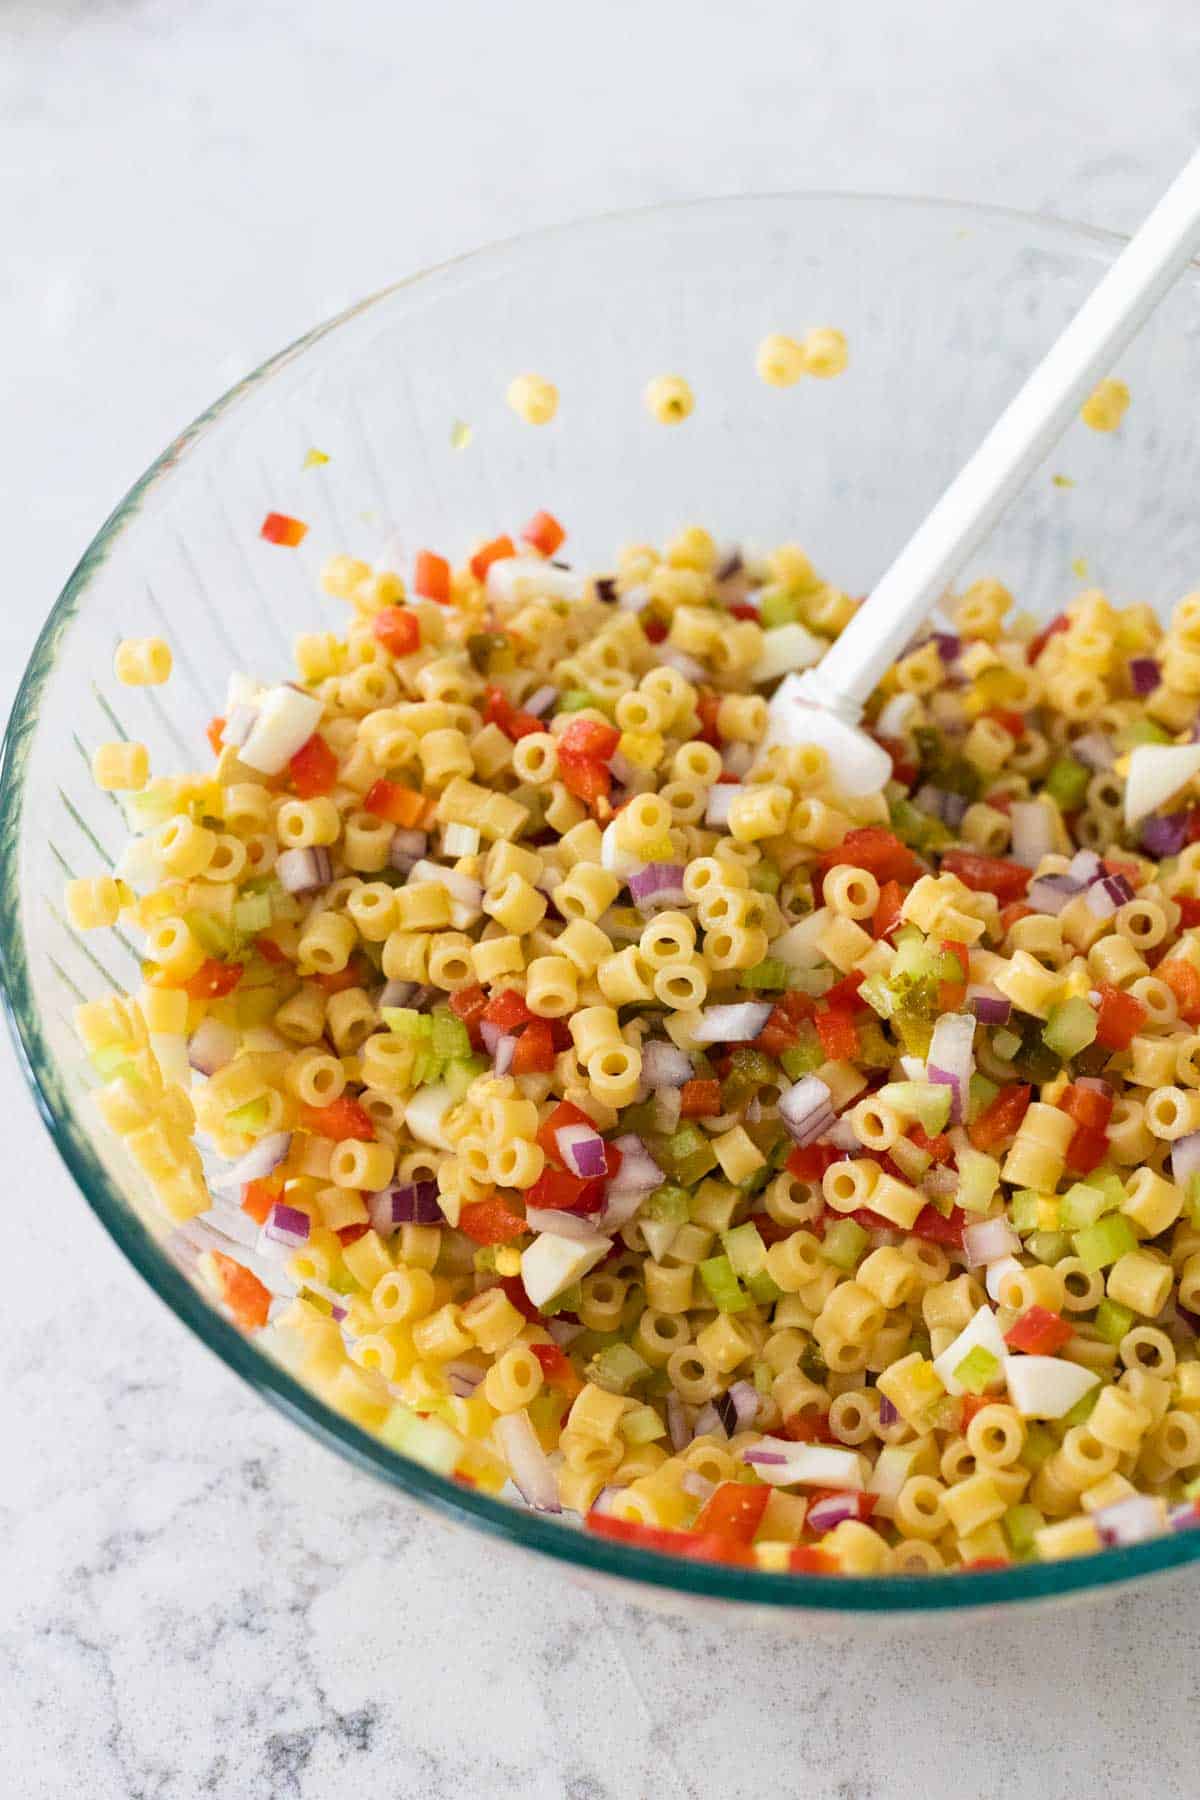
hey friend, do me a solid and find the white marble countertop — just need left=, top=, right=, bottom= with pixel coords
left=5, top=4, right=1200, bottom=1795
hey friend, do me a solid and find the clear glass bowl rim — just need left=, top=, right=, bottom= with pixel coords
left=5, top=189, right=1200, bottom=1614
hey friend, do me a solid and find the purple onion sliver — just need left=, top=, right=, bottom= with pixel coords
left=1140, top=814, right=1189, bottom=858
left=666, top=1394, right=691, bottom=1452
left=276, top=847, right=332, bottom=894
left=628, top=862, right=689, bottom=907
left=742, top=1449, right=788, bottom=1466
left=1129, top=657, right=1161, bottom=696
left=641, top=1040, right=694, bottom=1088
left=878, top=1396, right=899, bottom=1427
left=966, top=985, right=1011, bottom=1026
left=494, top=1034, right=517, bottom=1077
left=933, top=632, right=961, bottom=662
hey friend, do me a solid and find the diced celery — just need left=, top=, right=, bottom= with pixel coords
left=759, top=589, right=805, bottom=629
left=885, top=1080, right=952, bottom=1135
left=954, top=1345, right=1000, bottom=1395
left=859, top=973, right=897, bottom=1020
left=619, top=1403, right=667, bottom=1444
left=233, top=892, right=273, bottom=935
left=1089, top=1168, right=1126, bottom=1212
left=184, top=911, right=235, bottom=956
left=752, top=1361, right=774, bottom=1397
left=956, top=1146, right=1000, bottom=1214
left=893, top=937, right=939, bottom=984
left=443, top=1055, right=488, bottom=1101
left=967, top=1073, right=999, bottom=1122
left=1093, top=1297, right=1136, bottom=1345
left=1184, top=1474, right=1200, bottom=1501
left=722, top=1222, right=768, bottom=1281
left=698, top=1254, right=749, bottom=1313
left=823, top=1219, right=869, bottom=1271
left=746, top=1270, right=783, bottom=1304
left=270, top=890, right=303, bottom=923
left=1058, top=1182, right=1107, bottom=1231
left=779, top=1034, right=825, bottom=1080
left=1061, top=1385, right=1101, bottom=1430
left=380, top=1403, right=462, bottom=1475
left=1027, top=1230, right=1070, bottom=1265
left=541, top=1281, right=582, bottom=1318
left=743, top=959, right=789, bottom=990
left=431, top=1008, right=471, bottom=1061
left=1022, top=1423, right=1057, bottom=1471
left=992, top=1026, right=1022, bottom=1062
left=1119, top=718, right=1171, bottom=749
left=890, top=1136, right=932, bottom=1184
left=91, top=1043, right=137, bottom=1079
left=383, top=1007, right=434, bottom=1039
left=237, top=985, right=281, bottom=1027
left=1072, top=1212, right=1137, bottom=1272
left=588, top=1343, right=651, bottom=1394
left=559, top=688, right=600, bottom=713
left=1043, top=997, right=1098, bottom=1059
left=1003, top=1503, right=1045, bottom=1556
left=1009, top=1189, right=1043, bottom=1233
left=748, top=862, right=781, bottom=896
left=226, top=1095, right=270, bottom=1132
left=644, top=1184, right=690, bottom=1224
left=1043, top=757, right=1090, bottom=811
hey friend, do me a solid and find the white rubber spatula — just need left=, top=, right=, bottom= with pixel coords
left=766, top=148, right=1200, bottom=794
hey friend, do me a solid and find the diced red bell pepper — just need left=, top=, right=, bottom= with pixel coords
left=536, top=1098, right=595, bottom=1161
left=1093, top=982, right=1148, bottom=1050
left=414, top=549, right=451, bottom=603
left=584, top=1514, right=752, bottom=1566
left=788, top=1546, right=839, bottom=1573
left=781, top=1410, right=837, bottom=1443
left=692, top=1481, right=772, bottom=1545
left=469, top=535, right=516, bottom=581
left=288, top=733, right=338, bottom=799
left=483, top=684, right=542, bottom=741
left=363, top=778, right=429, bottom=828
left=206, top=716, right=226, bottom=756
left=642, top=617, right=668, bottom=644
left=755, top=990, right=817, bottom=1057
left=750, top=1214, right=799, bottom=1247
left=1004, top=1305, right=1072, bottom=1355
left=910, top=1205, right=967, bottom=1248
left=1103, top=856, right=1144, bottom=890
left=1027, top=613, right=1069, bottom=663
left=337, top=1223, right=370, bottom=1246
left=873, top=734, right=918, bottom=789
left=300, top=1096, right=376, bottom=1141
left=311, top=957, right=370, bottom=994
left=240, top=1175, right=283, bottom=1225
left=820, top=827, right=922, bottom=886
left=511, top=1018, right=557, bottom=1075
left=526, top=1164, right=605, bottom=1215
left=695, top=690, right=723, bottom=747
left=210, top=1251, right=272, bottom=1329
left=1160, top=959, right=1200, bottom=1024
left=529, top=1341, right=582, bottom=1396
left=805, top=1488, right=879, bottom=1522
left=872, top=878, right=905, bottom=940
left=786, top=1143, right=843, bottom=1183
left=999, top=901, right=1035, bottom=933
left=260, top=512, right=308, bottom=547
left=372, top=606, right=421, bottom=658
left=1059, top=1082, right=1114, bottom=1131
left=458, top=1198, right=528, bottom=1244
left=1065, top=1125, right=1109, bottom=1175
left=728, top=602, right=760, bottom=622
left=1176, top=895, right=1200, bottom=928
left=254, top=935, right=289, bottom=966
left=483, top=988, right=535, bottom=1032
left=969, top=1083, right=1032, bottom=1150
left=941, top=940, right=970, bottom=981
left=183, top=958, right=244, bottom=999
left=559, top=716, right=621, bottom=762
left=960, top=1394, right=992, bottom=1431
left=449, top=984, right=489, bottom=1028
left=520, top=510, right=565, bottom=557
left=557, top=751, right=611, bottom=805
left=984, top=707, right=1026, bottom=739
left=822, top=970, right=866, bottom=1012
left=679, top=1078, right=723, bottom=1118
left=941, top=849, right=1030, bottom=902
left=815, top=1009, right=860, bottom=1061
left=909, top=1122, right=953, bottom=1164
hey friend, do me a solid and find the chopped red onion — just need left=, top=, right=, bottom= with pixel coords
left=1169, top=1502, right=1200, bottom=1534
left=1067, top=848, right=1103, bottom=884
left=728, top=1379, right=759, bottom=1430
left=966, top=984, right=1011, bottom=1025
left=653, top=1087, right=682, bottom=1135
left=276, top=847, right=332, bottom=894
left=714, top=1390, right=739, bottom=1436
left=264, top=1202, right=311, bottom=1248
left=1141, top=813, right=1190, bottom=858
left=524, top=1207, right=603, bottom=1239
left=704, top=784, right=740, bottom=828
left=1094, top=1495, right=1164, bottom=1546
left=642, top=1040, right=694, bottom=1088
left=1070, top=731, right=1115, bottom=772
left=444, top=1359, right=484, bottom=1395
left=742, top=1448, right=789, bottom=1466
left=1129, top=657, right=1161, bottom=696
left=1027, top=873, right=1086, bottom=915
left=922, top=1164, right=960, bottom=1200
left=722, top=741, right=753, bottom=778
left=933, top=632, right=961, bottom=662
left=188, top=1015, right=240, bottom=1076
left=494, top=1034, right=517, bottom=1077
left=1084, top=881, right=1119, bottom=919
left=666, top=1394, right=692, bottom=1451
left=963, top=1217, right=1021, bottom=1269
left=927, top=1013, right=975, bottom=1123
left=1009, top=802, right=1055, bottom=868
left=606, top=1134, right=664, bottom=1195
left=555, top=1123, right=608, bottom=1180
left=693, top=1401, right=728, bottom=1441
left=658, top=646, right=707, bottom=682
left=494, top=1410, right=561, bottom=1513
left=806, top=1491, right=865, bottom=1534
left=524, top=684, right=558, bottom=718
left=367, top=1181, right=442, bottom=1232
left=480, top=1020, right=502, bottom=1055
left=389, top=828, right=428, bottom=874
left=628, top=862, right=689, bottom=908
left=1171, top=1130, right=1200, bottom=1184
left=878, top=1396, right=899, bottom=1426
left=821, top=1117, right=860, bottom=1151
left=915, top=784, right=969, bottom=830
left=778, top=1075, right=836, bottom=1145
left=545, top=1317, right=585, bottom=1346
left=692, top=1001, right=772, bottom=1044
left=228, top=1131, right=292, bottom=1186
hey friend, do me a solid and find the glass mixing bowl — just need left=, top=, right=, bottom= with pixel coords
left=7, top=194, right=1200, bottom=1626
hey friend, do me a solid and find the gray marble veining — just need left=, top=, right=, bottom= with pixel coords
left=6, top=3, right=1200, bottom=1795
